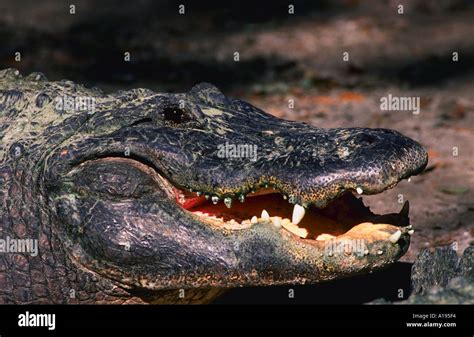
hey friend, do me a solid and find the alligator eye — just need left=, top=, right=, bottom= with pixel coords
left=68, top=157, right=160, bottom=199
left=162, top=107, right=187, bottom=124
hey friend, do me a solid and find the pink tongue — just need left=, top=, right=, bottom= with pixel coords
left=176, top=195, right=208, bottom=210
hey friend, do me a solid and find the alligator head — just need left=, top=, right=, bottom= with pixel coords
left=0, top=69, right=427, bottom=303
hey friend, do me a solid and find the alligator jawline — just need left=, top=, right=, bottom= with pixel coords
left=77, top=156, right=413, bottom=246
left=172, top=183, right=413, bottom=244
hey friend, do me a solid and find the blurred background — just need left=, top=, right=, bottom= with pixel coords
left=0, top=0, right=472, bottom=303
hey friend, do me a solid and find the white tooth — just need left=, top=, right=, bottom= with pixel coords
left=356, top=187, right=363, bottom=195
left=408, top=229, right=414, bottom=235
left=281, top=222, right=308, bottom=238
left=316, top=233, right=336, bottom=241
left=292, top=204, right=305, bottom=225
left=224, top=219, right=252, bottom=230
left=224, top=197, right=232, bottom=209
left=261, top=210, right=270, bottom=220
left=272, top=217, right=282, bottom=227
left=377, top=250, right=384, bottom=255
left=389, top=230, right=402, bottom=243
left=250, top=216, right=258, bottom=224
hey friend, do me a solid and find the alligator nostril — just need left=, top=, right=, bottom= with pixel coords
left=356, top=133, right=377, bottom=145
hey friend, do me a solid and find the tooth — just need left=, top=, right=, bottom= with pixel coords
left=261, top=210, right=270, bottom=220
left=292, top=204, right=305, bottom=225
left=224, top=197, right=232, bottom=208
left=389, top=230, right=402, bottom=243
left=399, top=201, right=410, bottom=217
left=211, top=196, right=219, bottom=204
left=377, top=250, right=384, bottom=255
left=408, top=229, right=414, bottom=235
left=316, top=234, right=336, bottom=241
left=281, top=222, right=308, bottom=238
left=239, top=194, right=245, bottom=203
left=224, top=219, right=251, bottom=230
left=250, top=216, right=258, bottom=224
left=196, top=191, right=202, bottom=196
left=205, top=194, right=210, bottom=200
left=283, top=195, right=287, bottom=200
left=356, top=187, right=363, bottom=195
left=264, top=183, right=269, bottom=188
left=272, top=217, right=282, bottom=227
left=282, top=218, right=291, bottom=226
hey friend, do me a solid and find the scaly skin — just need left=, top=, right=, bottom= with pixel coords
left=0, top=68, right=427, bottom=304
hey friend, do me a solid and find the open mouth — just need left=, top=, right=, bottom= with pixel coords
left=70, top=156, right=414, bottom=247
left=172, top=183, right=414, bottom=244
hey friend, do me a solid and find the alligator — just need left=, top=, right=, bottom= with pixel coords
left=0, top=68, right=428, bottom=304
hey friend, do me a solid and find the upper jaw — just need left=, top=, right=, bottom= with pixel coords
left=157, top=124, right=428, bottom=209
